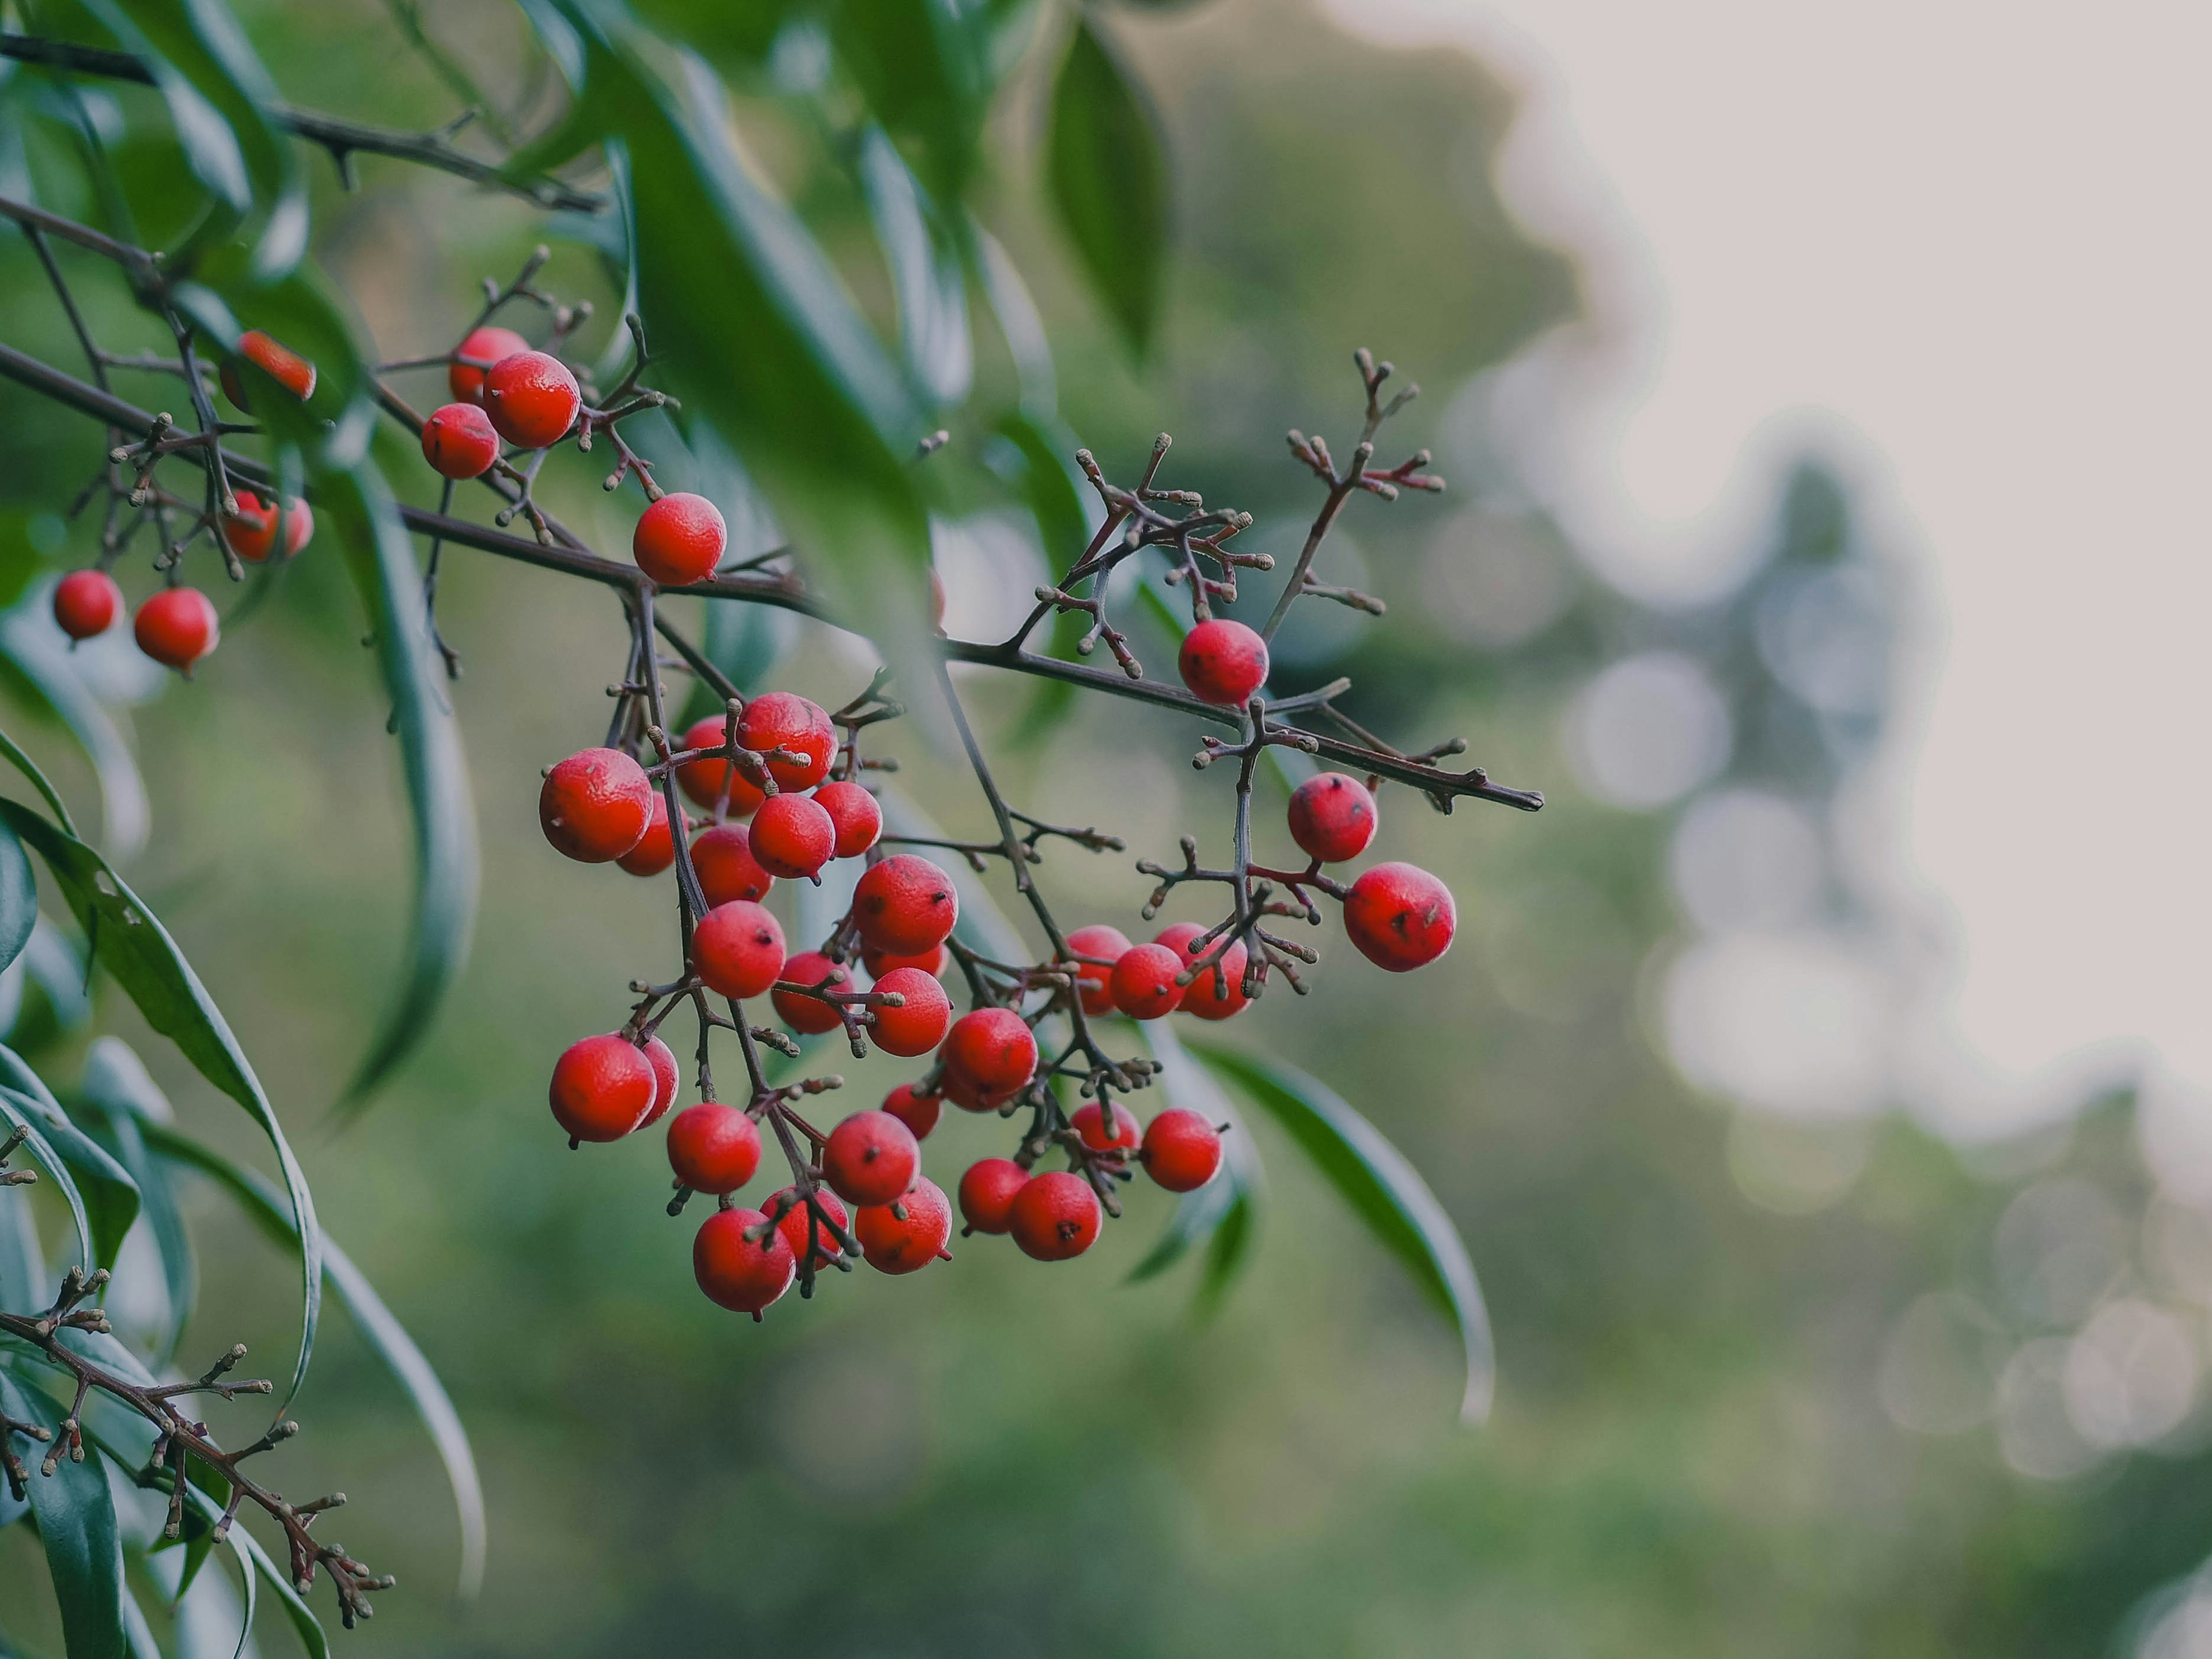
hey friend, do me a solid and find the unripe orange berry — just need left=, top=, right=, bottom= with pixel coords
left=853, top=854, right=959, bottom=956
left=882, top=1081, right=942, bottom=1141
left=666, top=1101, right=760, bottom=1194
left=770, top=952, right=849, bottom=1036
left=134, top=588, right=219, bottom=671
left=1343, top=861, right=1456, bottom=971
left=691, top=824, right=774, bottom=906
left=549, top=1033, right=656, bottom=1143
left=1286, top=772, right=1378, bottom=863
left=448, top=325, right=529, bottom=406
left=1178, top=618, right=1268, bottom=706
left=539, top=747, right=654, bottom=863
left=1010, top=1171, right=1101, bottom=1261
left=693, top=900, right=786, bottom=999
left=944, top=1007, right=1037, bottom=1093
left=1070, top=1100, right=1139, bottom=1152
left=693, top=1208, right=792, bottom=1315
left=616, top=794, right=676, bottom=877
left=748, top=791, right=836, bottom=880
left=422, top=402, right=501, bottom=479
left=958, top=1158, right=1027, bottom=1234
left=1109, top=942, right=1185, bottom=1020
left=812, top=781, right=881, bottom=858
left=632, top=492, right=726, bottom=586
left=483, top=350, right=579, bottom=449
left=1154, top=922, right=1249, bottom=1020
left=736, top=692, right=835, bottom=791
left=869, top=967, right=950, bottom=1057
left=770, top=1185, right=849, bottom=1267
left=1063, top=925, right=1131, bottom=1017
left=675, top=715, right=765, bottom=816
left=855, top=1175, right=950, bottom=1275
left=52, top=570, right=120, bottom=640
left=1141, top=1108, right=1223, bottom=1192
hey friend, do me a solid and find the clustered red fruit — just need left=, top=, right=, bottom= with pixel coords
left=221, top=490, right=313, bottom=563
left=422, top=402, right=502, bottom=479
left=483, top=350, right=579, bottom=449
left=632, top=491, right=726, bottom=586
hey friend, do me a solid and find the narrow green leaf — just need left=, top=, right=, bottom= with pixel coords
left=0, top=1054, right=138, bottom=1272
left=857, top=124, right=972, bottom=407
left=1127, top=1016, right=1262, bottom=1303
left=77, top=1039, right=194, bottom=1363
left=1046, top=16, right=1168, bottom=355
left=0, top=1369, right=128, bottom=1659
left=0, top=607, right=149, bottom=859
left=990, top=410, right=1093, bottom=745
left=0, top=812, right=35, bottom=976
left=0, top=721, right=79, bottom=836
left=832, top=0, right=993, bottom=205
left=0, top=1164, right=44, bottom=1316
left=971, top=218, right=1056, bottom=416
left=119, top=1587, right=161, bottom=1659
left=1188, top=1040, right=1495, bottom=1423
left=0, top=1086, right=94, bottom=1272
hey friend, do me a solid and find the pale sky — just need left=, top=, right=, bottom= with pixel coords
left=1319, top=0, right=2212, bottom=1117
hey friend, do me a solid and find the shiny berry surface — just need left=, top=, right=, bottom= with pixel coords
left=771, top=1187, right=849, bottom=1267
left=748, top=792, right=836, bottom=880
left=632, top=491, right=726, bottom=586
left=692, top=1209, right=792, bottom=1315
left=869, top=968, right=951, bottom=1057
left=538, top=748, right=654, bottom=863
left=770, top=952, right=849, bottom=1036
left=690, top=824, right=775, bottom=906
left=692, top=900, right=786, bottom=999
left=1065, top=925, right=1132, bottom=1017
left=1010, top=1172, right=1102, bottom=1262
left=855, top=1176, right=950, bottom=1275
left=1286, top=772, right=1378, bottom=863
left=823, top=1110, right=921, bottom=1206
left=1071, top=1100, right=1140, bottom=1152
left=1140, top=1108, right=1224, bottom=1192
left=616, top=795, right=676, bottom=877
left=945, top=1007, right=1038, bottom=1093
left=134, top=588, right=219, bottom=671
left=675, top=715, right=766, bottom=815
left=958, top=1158, right=1027, bottom=1235
left=736, top=692, right=835, bottom=791
left=881, top=1081, right=942, bottom=1142
left=1343, top=861, right=1456, bottom=971
left=422, top=402, right=501, bottom=479
left=666, top=1102, right=761, bottom=1194
left=853, top=854, right=959, bottom=956
left=448, top=325, right=529, bottom=404
left=549, top=1033, right=656, bottom=1143
left=1154, top=921, right=1249, bottom=1020
left=1109, top=942, right=1185, bottom=1020
left=1177, top=617, right=1269, bottom=706
left=640, top=1035, right=681, bottom=1128
left=483, top=350, right=580, bottom=449
left=52, top=570, right=121, bottom=640
left=812, top=781, right=881, bottom=858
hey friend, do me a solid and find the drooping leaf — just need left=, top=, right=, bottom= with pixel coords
left=1046, top=15, right=1168, bottom=355
left=0, top=811, right=35, bottom=977
left=175, top=1442, right=329, bottom=1658
left=0, top=1085, right=94, bottom=1272
left=830, top=0, right=993, bottom=205
left=989, top=409, right=1094, bottom=744
left=0, top=1368, right=128, bottom=1659
left=1127, top=1016, right=1262, bottom=1305
left=0, top=719, right=79, bottom=836
left=0, top=608, right=150, bottom=859
left=0, top=1042, right=139, bottom=1271
left=0, top=1153, right=45, bottom=1315
left=1187, top=1040, right=1495, bottom=1422
left=857, top=124, right=972, bottom=408
left=971, top=217, right=1056, bottom=416
left=77, top=1037, right=194, bottom=1363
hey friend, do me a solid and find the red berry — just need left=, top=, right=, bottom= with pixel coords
left=869, top=967, right=950, bottom=1057
left=616, top=794, right=676, bottom=877
left=1010, top=1172, right=1102, bottom=1261
left=823, top=1109, right=920, bottom=1206
left=1154, top=922, right=1249, bottom=1020
left=855, top=1175, right=950, bottom=1275
left=1178, top=618, right=1268, bottom=706
left=690, top=824, right=774, bottom=906
left=812, top=781, right=881, bottom=858
left=958, top=1158, right=1027, bottom=1234
left=222, top=330, right=316, bottom=410
left=1343, top=861, right=1456, bottom=971
left=449, top=325, right=529, bottom=405
left=1286, top=772, right=1378, bottom=863
left=1071, top=1100, right=1139, bottom=1152
left=771, top=1186, right=850, bottom=1266
left=281, top=501, right=314, bottom=556
left=1109, top=943, right=1185, bottom=1020
left=692, top=1208, right=792, bottom=1315
left=736, top=692, right=835, bottom=791
left=539, top=747, right=654, bottom=863
left=882, top=1081, right=942, bottom=1141
left=853, top=854, right=959, bottom=956
left=422, top=402, right=501, bottom=479
left=632, top=492, right=726, bottom=586
left=666, top=1101, right=760, bottom=1193
left=52, top=570, right=120, bottom=640
left=862, top=941, right=948, bottom=979
left=221, top=490, right=310, bottom=563
left=944, top=1007, right=1038, bottom=1093
left=693, top=900, right=786, bottom=999
left=938, top=1054, right=1017, bottom=1114
left=641, top=1035, right=681, bottom=1127
left=674, top=715, right=766, bottom=816
left=748, top=791, right=836, bottom=880
left=1063, top=925, right=1131, bottom=1017
left=1140, top=1108, right=1223, bottom=1192
left=133, top=588, right=219, bottom=671
left=483, top=350, right=579, bottom=449
left=549, top=1033, right=656, bottom=1143
left=770, top=952, right=849, bottom=1036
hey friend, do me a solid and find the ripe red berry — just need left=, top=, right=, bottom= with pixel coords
left=748, top=791, right=836, bottom=880
left=855, top=1175, right=950, bottom=1275
left=693, top=1208, right=793, bottom=1316
left=1064, top=925, right=1131, bottom=1017
left=882, top=1081, right=942, bottom=1142
left=736, top=692, right=835, bottom=791
left=692, top=900, right=786, bottom=999
left=1109, top=942, right=1185, bottom=1020
left=944, top=1007, right=1038, bottom=1093
left=674, top=715, right=766, bottom=816
left=632, top=492, right=726, bottom=586
left=862, top=941, right=948, bottom=979
left=1140, top=1108, right=1223, bottom=1192
left=771, top=1186, right=850, bottom=1266
left=222, top=330, right=316, bottom=410
left=1343, top=861, right=1456, bottom=971
left=1010, top=1171, right=1102, bottom=1262
left=770, top=952, right=849, bottom=1035
left=812, top=781, right=881, bottom=858
left=448, top=325, right=529, bottom=405
left=853, top=854, right=959, bottom=956
left=823, top=1109, right=920, bottom=1206
left=1154, top=922, right=1249, bottom=1020
left=549, top=1033, right=656, bottom=1143
left=641, top=1035, right=681, bottom=1127
left=616, top=794, right=676, bottom=877
left=539, top=747, right=654, bottom=863
left=958, top=1158, right=1027, bottom=1234
left=133, top=588, right=219, bottom=671
left=483, top=350, right=579, bottom=449
left=666, top=1101, right=761, bottom=1194
left=858, top=969, right=942, bottom=1058
left=52, top=570, right=120, bottom=640
left=938, top=1054, right=1018, bottom=1114
left=690, top=824, right=774, bottom=906
left=421, top=402, right=501, bottom=479
left=1178, top=618, right=1269, bottom=706
left=1071, top=1100, right=1140, bottom=1152
left=221, top=491, right=311, bottom=563
left=1286, top=771, right=1378, bottom=863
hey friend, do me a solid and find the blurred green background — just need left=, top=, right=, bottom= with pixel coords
left=4, top=1, right=2211, bottom=1655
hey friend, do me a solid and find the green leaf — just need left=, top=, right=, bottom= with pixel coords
left=0, top=812, right=34, bottom=978
left=0, top=1163, right=44, bottom=1316
left=0, top=1086, right=94, bottom=1272
left=1187, top=1041, right=1495, bottom=1423
left=831, top=0, right=993, bottom=204
left=143, top=1123, right=486, bottom=1601
left=0, top=1369, right=128, bottom=1659
left=989, top=409, right=1093, bottom=745
left=1127, top=1016, right=1262, bottom=1305
left=76, top=1039, right=194, bottom=1363
left=0, top=721, right=79, bottom=837
left=856, top=124, right=972, bottom=407
left=971, top=218, right=1056, bottom=416
left=1046, top=16, right=1168, bottom=355
left=0, top=1043, right=139, bottom=1272
left=0, top=800, right=320, bottom=1415
left=0, top=608, right=150, bottom=859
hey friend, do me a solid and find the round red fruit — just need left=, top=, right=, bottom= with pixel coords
left=693, top=900, right=786, bottom=1000
left=134, top=588, right=219, bottom=671
left=692, top=1209, right=792, bottom=1315
left=52, top=570, right=120, bottom=640
left=1287, top=771, right=1378, bottom=864
left=1064, top=925, right=1131, bottom=1017
left=1071, top=1100, right=1139, bottom=1152
left=869, top=967, right=951, bottom=1057
left=856, top=1175, right=950, bottom=1275
left=945, top=1007, right=1037, bottom=1093
left=1109, top=942, right=1185, bottom=1020
left=690, top=824, right=774, bottom=906
left=1141, top=1108, right=1223, bottom=1192
left=632, top=492, right=726, bottom=586
left=674, top=715, right=766, bottom=816
left=483, top=350, right=579, bottom=449
left=539, top=747, right=653, bottom=863
left=958, top=1158, right=1027, bottom=1235
left=736, top=692, right=835, bottom=791
left=748, top=791, right=836, bottom=880
left=770, top=952, right=849, bottom=1036
left=666, top=1102, right=761, bottom=1193
left=641, top=1035, right=681, bottom=1127
left=549, top=1033, right=656, bottom=1143
left=1010, top=1172, right=1102, bottom=1262
left=448, top=325, right=530, bottom=405
left=422, top=402, right=501, bottom=479
left=1343, top=861, right=1456, bottom=971
left=771, top=1187, right=850, bottom=1266
left=812, top=781, right=881, bottom=858
left=1154, top=922, right=1249, bottom=1021
left=221, top=490, right=309, bottom=563
left=822, top=1109, right=920, bottom=1207
left=863, top=941, right=948, bottom=979
left=1178, top=618, right=1268, bottom=706
left=616, top=794, right=676, bottom=877
left=938, top=1055, right=1016, bottom=1115
left=853, top=854, right=959, bottom=956
left=882, top=1081, right=941, bottom=1142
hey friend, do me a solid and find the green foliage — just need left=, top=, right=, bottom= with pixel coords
left=1047, top=16, right=1168, bottom=357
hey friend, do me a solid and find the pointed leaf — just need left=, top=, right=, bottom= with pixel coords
left=1046, top=16, right=1168, bottom=355
left=857, top=124, right=972, bottom=407
left=0, top=1049, right=138, bottom=1272
left=0, top=1086, right=93, bottom=1272
left=0, top=721, right=78, bottom=837
left=0, top=812, right=34, bottom=976
left=0, top=1369, right=128, bottom=1659
left=77, top=1039, right=194, bottom=1363
left=1127, top=1017, right=1262, bottom=1303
